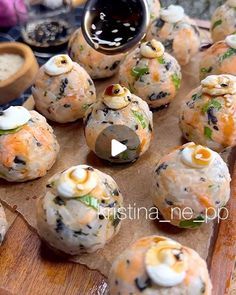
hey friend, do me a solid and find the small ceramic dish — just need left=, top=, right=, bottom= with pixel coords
left=0, top=42, right=39, bottom=105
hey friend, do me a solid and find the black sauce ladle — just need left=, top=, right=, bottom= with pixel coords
left=81, top=0, right=150, bottom=55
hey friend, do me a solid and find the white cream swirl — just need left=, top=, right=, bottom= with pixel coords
left=145, top=239, right=188, bottom=287
left=44, top=54, right=73, bottom=76
left=181, top=143, right=214, bottom=168
left=0, top=106, right=31, bottom=131
left=141, top=40, right=165, bottom=59
left=160, top=5, right=185, bottom=23
left=103, top=84, right=131, bottom=110
left=201, top=75, right=236, bottom=96
left=49, top=165, right=98, bottom=198
left=225, top=35, right=236, bottom=49
left=227, top=0, right=236, bottom=8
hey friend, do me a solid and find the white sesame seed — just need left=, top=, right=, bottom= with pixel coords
left=114, top=37, right=122, bottom=42
left=130, top=27, right=136, bottom=32
left=112, top=29, right=118, bottom=33
left=95, top=30, right=103, bottom=35
left=123, top=23, right=130, bottom=27
left=100, top=12, right=106, bottom=20
left=91, top=24, right=96, bottom=30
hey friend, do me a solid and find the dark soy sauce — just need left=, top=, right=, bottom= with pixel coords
left=82, top=0, right=149, bottom=55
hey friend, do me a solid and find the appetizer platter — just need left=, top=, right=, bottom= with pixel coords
left=0, top=0, right=236, bottom=294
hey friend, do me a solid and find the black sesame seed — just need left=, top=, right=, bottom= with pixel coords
left=110, top=60, right=120, bottom=71
left=54, top=196, right=65, bottom=206
left=135, top=277, right=152, bottom=292
left=14, top=156, right=26, bottom=165
left=88, top=79, right=93, bottom=86
left=155, top=163, right=168, bottom=175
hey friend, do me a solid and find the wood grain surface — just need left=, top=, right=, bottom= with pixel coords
left=0, top=217, right=108, bottom=295
left=0, top=151, right=235, bottom=295
left=210, top=148, right=236, bottom=295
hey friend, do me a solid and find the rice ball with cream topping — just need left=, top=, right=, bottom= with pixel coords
left=36, top=165, right=123, bottom=255
left=152, top=142, right=231, bottom=228
left=180, top=74, right=236, bottom=151
left=200, top=35, right=236, bottom=80
left=211, top=0, right=236, bottom=42
left=146, top=5, right=200, bottom=66
left=109, top=235, right=212, bottom=294
left=84, top=84, right=153, bottom=163
left=32, top=54, right=96, bottom=123
left=68, top=28, right=124, bottom=79
left=119, top=40, right=181, bottom=109
left=0, top=106, right=59, bottom=182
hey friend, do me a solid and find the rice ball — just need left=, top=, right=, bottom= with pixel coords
left=119, top=39, right=181, bottom=109
left=152, top=142, right=231, bottom=228
left=84, top=84, right=153, bottom=163
left=0, top=106, right=59, bottom=182
left=37, top=165, right=123, bottom=255
left=211, top=0, right=236, bottom=42
left=180, top=74, right=236, bottom=151
left=146, top=5, right=200, bottom=66
left=32, top=54, right=96, bottom=123
left=68, top=28, right=124, bottom=79
left=109, top=235, right=212, bottom=294
left=200, top=35, right=236, bottom=80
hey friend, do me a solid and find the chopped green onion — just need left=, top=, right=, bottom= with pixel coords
left=219, top=48, right=236, bottom=62
left=132, top=110, right=147, bottom=129
left=200, top=67, right=213, bottom=74
left=171, top=73, right=181, bottom=91
left=78, top=195, right=99, bottom=211
left=0, top=126, right=23, bottom=136
left=202, top=99, right=222, bottom=113
left=179, top=216, right=205, bottom=229
left=157, top=56, right=165, bottom=64
left=212, top=19, right=222, bottom=30
left=192, top=93, right=201, bottom=101
left=82, top=103, right=91, bottom=111
left=131, top=66, right=149, bottom=80
left=204, top=126, right=213, bottom=140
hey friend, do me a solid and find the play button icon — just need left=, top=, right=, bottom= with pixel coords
left=95, top=125, right=141, bottom=163
left=111, top=139, right=127, bottom=157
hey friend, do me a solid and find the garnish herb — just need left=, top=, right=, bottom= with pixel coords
left=157, top=56, right=165, bottom=64
left=132, top=110, right=147, bottom=129
left=179, top=216, right=205, bottom=229
left=0, top=125, right=23, bottom=136
left=200, top=67, right=213, bottom=74
left=202, top=99, right=222, bottom=113
left=120, top=150, right=130, bottom=161
left=82, top=103, right=92, bottom=111
left=192, top=93, right=201, bottom=101
left=171, top=73, right=181, bottom=91
left=204, top=126, right=213, bottom=140
left=212, top=19, right=222, bottom=30
left=78, top=195, right=99, bottom=210
left=131, top=66, right=149, bottom=80
left=219, top=48, right=236, bottom=62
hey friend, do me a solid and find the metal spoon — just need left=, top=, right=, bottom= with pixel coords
left=81, top=0, right=150, bottom=55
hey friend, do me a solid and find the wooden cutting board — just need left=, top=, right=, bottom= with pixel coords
left=0, top=149, right=235, bottom=295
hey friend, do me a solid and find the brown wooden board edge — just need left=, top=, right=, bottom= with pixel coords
left=209, top=147, right=236, bottom=295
